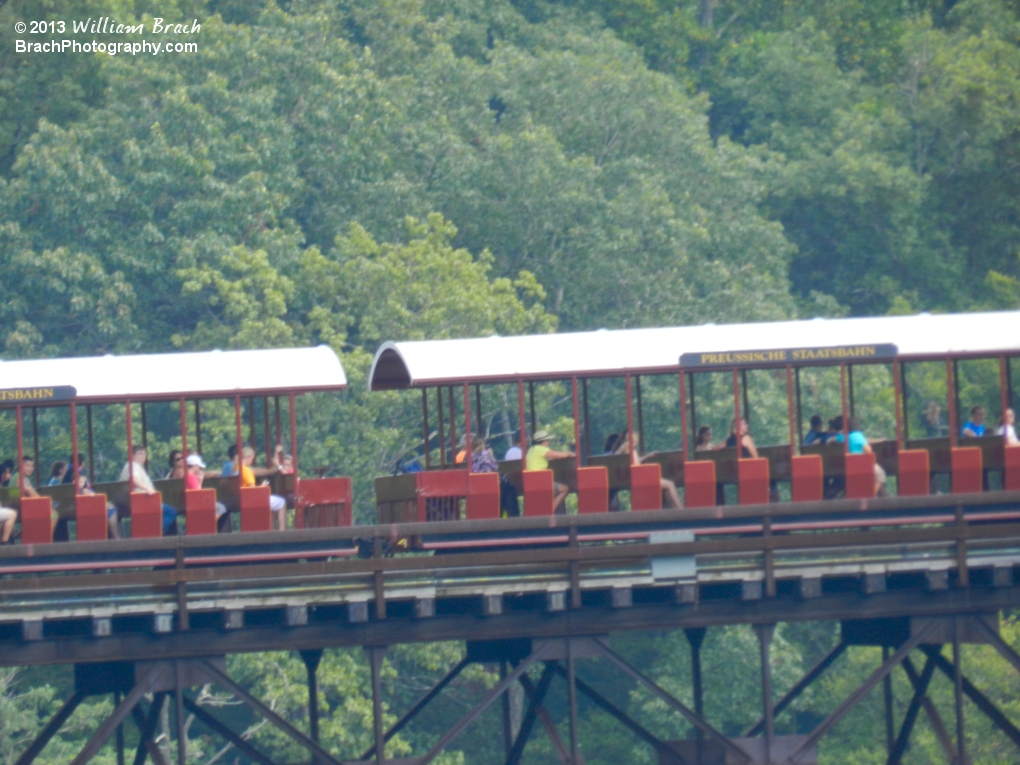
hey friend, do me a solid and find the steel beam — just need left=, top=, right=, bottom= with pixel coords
left=360, top=657, right=470, bottom=761
left=13, top=689, right=86, bottom=765
left=520, top=673, right=571, bottom=765
left=301, top=649, right=324, bottom=744
left=902, top=655, right=962, bottom=764
left=418, top=643, right=551, bottom=765
left=199, top=658, right=343, bottom=765
left=754, top=624, right=775, bottom=762
left=788, top=620, right=936, bottom=764
left=888, top=655, right=936, bottom=765
left=369, top=647, right=386, bottom=764
left=588, top=639, right=751, bottom=763
left=71, top=665, right=166, bottom=765
left=506, top=663, right=556, bottom=765
left=954, top=616, right=966, bottom=765
left=182, top=696, right=276, bottom=765
left=131, top=694, right=170, bottom=765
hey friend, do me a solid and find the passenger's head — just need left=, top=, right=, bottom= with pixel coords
left=227, top=444, right=238, bottom=460
left=810, top=414, right=823, bottom=430
left=241, top=445, right=256, bottom=465
left=168, top=449, right=183, bottom=469
left=696, top=426, right=712, bottom=445
left=970, top=405, right=985, bottom=424
left=472, top=436, right=486, bottom=453
left=21, top=456, right=35, bottom=476
left=604, top=433, right=620, bottom=453
left=50, top=461, right=68, bottom=480
left=533, top=429, right=552, bottom=445
left=186, top=454, right=206, bottom=473
left=924, top=400, right=940, bottom=420
left=1003, top=408, right=1016, bottom=425
left=131, top=444, right=147, bottom=463
left=847, top=416, right=861, bottom=432
left=281, top=454, right=293, bottom=471
left=0, top=459, right=13, bottom=482
left=829, top=416, right=843, bottom=432
left=730, top=418, right=748, bottom=436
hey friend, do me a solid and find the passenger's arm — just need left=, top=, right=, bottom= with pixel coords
left=545, top=449, right=574, bottom=461
left=743, top=435, right=759, bottom=460
left=962, top=426, right=978, bottom=438
left=862, top=442, right=874, bottom=454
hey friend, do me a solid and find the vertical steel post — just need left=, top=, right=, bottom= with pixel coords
left=795, top=368, right=803, bottom=450
left=900, top=362, right=911, bottom=442
left=685, top=628, right=707, bottom=765
left=288, top=393, right=298, bottom=479
left=635, top=376, right=645, bottom=451
left=732, top=369, right=742, bottom=461
left=567, top=639, right=580, bottom=764
left=840, top=365, right=849, bottom=450
left=529, top=381, right=537, bottom=436
left=16, top=406, right=25, bottom=499
left=518, top=381, right=528, bottom=458
left=175, top=660, right=186, bottom=765
left=178, top=399, right=188, bottom=458
left=954, top=617, right=966, bottom=765
left=274, top=396, right=282, bottom=453
left=463, top=383, right=472, bottom=474
left=115, top=691, right=125, bottom=765
left=140, top=402, right=147, bottom=452
left=848, top=366, right=855, bottom=417
left=422, top=389, right=431, bottom=469
left=689, top=374, right=698, bottom=450
left=893, top=361, right=904, bottom=449
left=475, top=385, right=484, bottom=440
left=1001, top=356, right=1010, bottom=423
left=263, top=398, right=272, bottom=469
left=86, top=405, right=95, bottom=486
left=582, top=378, right=592, bottom=460
left=500, top=660, right=513, bottom=759
left=741, top=369, right=750, bottom=424
left=756, top=624, right=775, bottom=763
left=194, top=400, right=202, bottom=456
left=625, top=375, right=635, bottom=457
left=125, top=401, right=133, bottom=488
left=679, top=372, right=689, bottom=460
left=786, top=367, right=796, bottom=455
left=571, top=378, right=582, bottom=469
left=437, top=387, right=447, bottom=466
left=370, top=647, right=386, bottom=764
left=247, top=396, right=257, bottom=461
left=31, top=407, right=39, bottom=475
left=234, top=396, right=243, bottom=479
left=883, top=645, right=895, bottom=758
left=70, top=403, right=79, bottom=494
left=448, top=387, right=458, bottom=460
left=947, top=359, right=958, bottom=447
left=300, top=649, right=323, bottom=744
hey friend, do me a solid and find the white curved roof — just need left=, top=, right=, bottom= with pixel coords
left=369, top=311, right=1020, bottom=389
left=0, top=346, right=346, bottom=404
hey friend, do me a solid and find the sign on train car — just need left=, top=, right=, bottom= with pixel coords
left=0, top=386, right=76, bottom=405
left=680, top=344, right=898, bottom=368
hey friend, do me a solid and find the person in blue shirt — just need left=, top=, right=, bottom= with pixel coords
left=804, top=414, right=828, bottom=445
left=961, top=405, right=986, bottom=438
left=847, top=417, right=887, bottom=495
left=220, top=444, right=238, bottom=477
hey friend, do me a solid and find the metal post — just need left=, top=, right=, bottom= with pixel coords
left=178, top=399, right=188, bottom=458
left=125, top=402, right=133, bottom=491
left=475, top=385, right=484, bottom=439
left=70, top=403, right=79, bottom=492
left=954, top=617, right=966, bottom=765
left=437, top=387, right=447, bottom=465
left=263, top=397, right=272, bottom=469
left=755, top=624, right=775, bottom=762
left=625, top=375, right=635, bottom=457
left=194, top=400, right=202, bottom=455
left=567, top=639, right=579, bottom=764
left=422, top=389, right=432, bottom=469
left=795, top=368, right=803, bottom=449
left=679, top=373, right=689, bottom=460
left=274, top=396, right=282, bottom=452
left=464, top=382, right=472, bottom=473
left=893, top=361, right=904, bottom=448
left=448, top=387, right=458, bottom=460
left=174, top=661, right=186, bottom=765
left=301, top=649, right=323, bottom=743
left=686, top=628, right=707, bottom=764
left=840, top=364, right=849, bottom=449
left=786, top=366, right=796, bottom=454
left=848, top=365, right=855, bottom=417
left=741, top=369, right=750, bottom=424
left=733, top=369, right=742, bottom=461
left=517, top=381, right=528, bottom=458
left=31, top=407, right=39, bottom=476
left=1002, top=356, right=1011, bottom=437
left=86, top=405, right=95, bottom=485
left=115, top=691, right=126, bottom=765
left=501, top=661, right=513, bottom=759
left=529, top=381, right=537, bottom=437
left=689, top=374, right=698, bottom=449
left=247, top=396, right=257, bottom=460
left=883, top=646, right=895, bottom=758
left=370, top=647, right=386, bottom=764
left=288, top=393, right=298, bottom=479
left=571, top=378, right=582, bottom=469
left=582, top=379, right=592, bottom=460
left=140, top=402, right=147, bottom=452
left=234, top=396, right=243, bottom=480
left=900, top=362, right=910, bottom=442
left=635, top=375, right=645, bottom=451
left=948, top=359, right=958, bottom=447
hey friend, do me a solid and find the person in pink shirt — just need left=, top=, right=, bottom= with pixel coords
left=186, top=455, right=227, bottom=521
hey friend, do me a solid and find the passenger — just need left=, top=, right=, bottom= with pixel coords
left=503, top=432, right=522, bottom=461
left=803, top=415, right=828, bottom=445
left=185, top=455, right=228, bottom=522
left=0, top=459, right=13, bottom=487
left=46, top=461, right=68, bottom=486
left=166, top=450, right=186, bottom=480
left=120, top=445, right=179, bottom=535
left=0, top=503, right=14, bottom=544
left=64, top=455, right=120, bottom=539
left=847, top=416, right=887, bottom=496
left=614, top=430, right=682, bottom=509
left=997, top=409, right=1019, bottom=445
left=471, top=436, right=498, bottom=473
left=454, top=435, right=468, bottom=465
left=726, top=419, right=759, bottom=459
left=962, top=406, right=986, bottom=438
left=10, top=457, right=58, bottom=534
left=526, top=429, right=574, bottom=513
left=220, top=444, right=238, bottom=477
left=922, top=401, right=947, bottom=438
left=828, top=416, right=844, bottom=442
left=694, top=426, right=716, bottom=451
left=239, top=446, right=287, bottom=531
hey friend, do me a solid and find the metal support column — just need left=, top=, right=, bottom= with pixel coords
left=954, top=617, right=966, bottom=765
left=883, top=646, right=895, bottom=759
left=755, top=624, right=775, bottom=763
left=567, top=638, right=580, bottom=764
left=369, top=646, right=386, bottom=764
left=685, top=627, right=707, bottom=764
left=300, top=649, right=324, bottom=744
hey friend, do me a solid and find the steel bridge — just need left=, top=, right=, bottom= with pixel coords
left=4, top=491, right=1020, bottom=765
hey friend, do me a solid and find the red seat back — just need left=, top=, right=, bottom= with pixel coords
left=466, top=473, right=501, bottom=521
left=897, top=449, right=930, bottom=496
left=185, top=489, right=218, bottom=536
left=845, top=453, right=876, bottom=499
left=130, top=492, right=164, bottom=538
left=75, top=493, right=109, bottom=542
left=20, top=496, right=53, bottom=545
left=951, top=446, right=982, bottom=494
left=523, top=470, right=555, bottom=516
left=791, top=455, right=823, bottom=502
left=296, top=477, right=353, bottom=528
left=1006, top=445, right=1020, bottom=491
left=416, top=470, right=468, bottom=522
left=630, top=463, right=662, bottom=511
left=576, top=466, right=609, bottom=514
left=738, top=458, right=770, bottom=505
left=684, top=461, right=716, bottom=508
left=240, top=485, right=272, bottom=533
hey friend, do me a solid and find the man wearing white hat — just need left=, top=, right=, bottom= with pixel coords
left=525, top=429, right=574, bottom=514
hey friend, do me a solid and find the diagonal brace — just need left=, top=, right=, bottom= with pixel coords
left=14, top=689, right=86, bottom=765
left=132, top=693, right=169, bottom=765
left=182, top=695, right=276, bottom=765
left=520, top=672, right=571, bottom=765
left=506, top=663, right=556, bottom=765
left=888, top=655, right=936, bottom=765
left=902, top=655, right=964, bottom=764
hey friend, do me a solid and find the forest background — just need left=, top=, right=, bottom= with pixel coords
left=2, top=0, right=1020, bottom=762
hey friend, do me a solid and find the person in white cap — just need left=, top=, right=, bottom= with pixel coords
left=185, top=454, right=227, bottom=521
left=526, top=429, right=574, bottom=513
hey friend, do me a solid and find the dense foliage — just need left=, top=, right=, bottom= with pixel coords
left=2, top=0, right=1020, bottom=762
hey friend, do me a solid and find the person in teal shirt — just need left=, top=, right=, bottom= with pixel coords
left=846, top=417, right=886, bottom=495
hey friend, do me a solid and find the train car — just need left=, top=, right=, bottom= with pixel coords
left=369, top=310, right=1020, bottom=525
left=0, top=347, right=351, bottom=543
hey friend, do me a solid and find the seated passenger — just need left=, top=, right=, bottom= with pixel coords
left=10, top=457, right=58, bottom=534
left=0, top=459, right=13, bottom=487
left=962, top=406, right=986, bottom=438
left=726, top=419, right=759, bottom=459
left=504, top=434, right=523, bottom=462
left=0, top=502, right=14, bottom=544
left=694, top=426, right=716, bottom=451
left=997, top=408, right=1019, bottom=445
left=614, top=430, right=682, bottom=509
left=239, top=446, right=287, bottom=530
left=454, top=435, right=468, bottom=464
left=185, top=454, right=227, bottom=522
left=46, top=461, right=68, bottom=486
left=803, top=415, right=828, bottom=445
left=220, top=444, right=238, bottom=478
left=847, top=417, right=887, bottom=496
left=120, top=446, right=178, bottom=535
left=166, top=450, right=186, bottom=480
left=922, top=401, right=948, bottom=438
left=471, top=436, right=498, bottom=473
left=526, top=429, right=574, bottom=514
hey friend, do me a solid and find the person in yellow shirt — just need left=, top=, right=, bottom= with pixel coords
left=525, top=430, right=574, bottom=513
left=239, top=446, right=287, bottom=530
